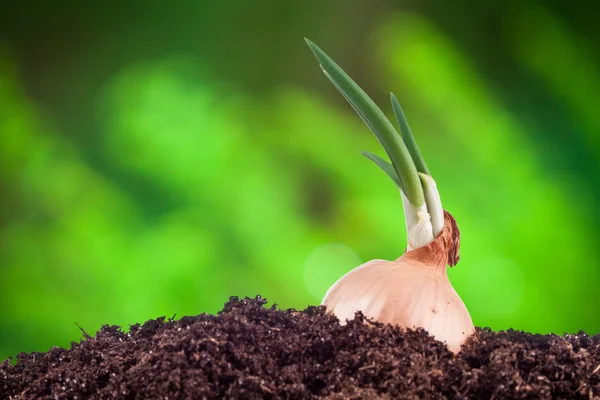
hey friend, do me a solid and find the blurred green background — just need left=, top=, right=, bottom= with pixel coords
left=2, top=1, right=600, bottom=360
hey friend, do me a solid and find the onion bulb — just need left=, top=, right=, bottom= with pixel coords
left=322, top=211, right=474, bottom=353
left=305, top=38, right=475, bottom=353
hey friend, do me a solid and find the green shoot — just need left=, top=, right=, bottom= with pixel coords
left=418, top=172, right=444, bottom=236
left=390, top=93, right=430, bottom=176
left=362, top=151, right=403, bottom=190
left=304, top=38, right=425, bottom=207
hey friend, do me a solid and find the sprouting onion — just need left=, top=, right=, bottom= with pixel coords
left=305, top=39, right=474, bottom=353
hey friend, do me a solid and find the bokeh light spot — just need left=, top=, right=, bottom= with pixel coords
left=303, top=244, right=361, bottom=301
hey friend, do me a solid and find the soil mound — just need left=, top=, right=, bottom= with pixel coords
left=2, top=296, right=599, bottom=399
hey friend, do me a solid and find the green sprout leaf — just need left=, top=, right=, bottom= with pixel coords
left=362, top=151, right=403, bottom=189
left=305, top=38, right=425, bottom=207
left=391, top=92, right=430, bottom=176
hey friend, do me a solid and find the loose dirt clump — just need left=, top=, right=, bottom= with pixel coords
left=2, top=296, right=599, bottom=399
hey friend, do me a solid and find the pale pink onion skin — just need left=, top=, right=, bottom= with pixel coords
left=321, top=211, right=475, bottom=354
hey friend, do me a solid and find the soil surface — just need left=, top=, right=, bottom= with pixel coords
left=1, top=296, right=599, bottom=399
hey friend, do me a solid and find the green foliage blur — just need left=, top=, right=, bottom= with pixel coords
left=2, top=2, right=600, bottom=360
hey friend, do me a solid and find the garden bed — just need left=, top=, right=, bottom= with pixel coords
left=1, top=296, right=599, bottom=399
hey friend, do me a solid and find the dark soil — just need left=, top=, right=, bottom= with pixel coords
left=1, top=297, right=599, bottom=399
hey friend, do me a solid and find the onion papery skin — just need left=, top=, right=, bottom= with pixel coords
left=321, top=211, right=474, bottom=354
